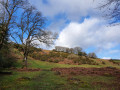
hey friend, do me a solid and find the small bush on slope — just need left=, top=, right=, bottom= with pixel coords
left=0, top=44, right=16, bottom=68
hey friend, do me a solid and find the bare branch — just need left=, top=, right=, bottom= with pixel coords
left=98, top=0, right=120, bottom=25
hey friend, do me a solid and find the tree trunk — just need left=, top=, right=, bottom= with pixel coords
left=23, top=48, right=28, bottom=68
left=24, top=55, right=27, bottom=68
left=23, top=39, right=30, bottom=69
left=24, top=51, right=28, bottom=68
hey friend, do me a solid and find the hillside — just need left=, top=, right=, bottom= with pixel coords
left=7, top=43, right=119, bottom=68
left=7, top=47, right=120, bottom=69
left=1, top=0, right=120, bottom=89
left=0, top=47, right=120, bottom=90
left=28, top=48, right=120, bottom=68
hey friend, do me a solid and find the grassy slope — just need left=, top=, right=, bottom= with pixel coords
left=13, top=48, right=120, bottom=69
left=0, top=59, right=120, bottom=90
left=0, top=49, right=120, bottom=90
left=16, top=59, right=120, bottom=70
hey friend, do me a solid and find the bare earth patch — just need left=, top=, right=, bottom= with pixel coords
left=52, top=67, right=120, bottom=77
left=52, top=67, right=120, bottom=89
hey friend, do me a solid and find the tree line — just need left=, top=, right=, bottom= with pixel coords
left=54, top=46, right=97, bottom=58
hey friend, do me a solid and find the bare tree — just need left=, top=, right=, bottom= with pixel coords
left=73, top=47, right=82, bottom=54
left=55, top=46, right=67, bottom=52
left=54, top=46, right=83, bottom=54
left=13, top=7, right=57, bottom=68
left=0, top=0, right=27, bottom=49
left=99, top=0, right=120, bottom=25
left=55, top=46, right=72, bottom=53
left=87, top=52, right=97, bottom=58
left=69, top=48, right=74, bottom=53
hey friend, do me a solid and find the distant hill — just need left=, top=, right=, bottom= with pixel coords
left=8, top=43, right=120, bottom=68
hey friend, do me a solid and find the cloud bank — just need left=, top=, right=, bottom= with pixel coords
left=29, top=0, right=120, bottom=59
left=55, top=18, right=120, bottom=52
left=29, top=0, right=105, bottom=20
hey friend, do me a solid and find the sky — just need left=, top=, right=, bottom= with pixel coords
left=29, top=0, right=120, bottom=59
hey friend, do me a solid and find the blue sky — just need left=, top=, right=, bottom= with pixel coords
left=29, top=0, right=120, bottom=59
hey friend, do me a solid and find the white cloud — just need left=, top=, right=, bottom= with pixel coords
left=102, top=57, right=111, bottom=59
left=55, top=18, right=120, bottom=51
left=109, top=50, right=120, bottom=54
left=29, top=0, right=105, bottom=21
left=29, top=0, right=120, bottom=59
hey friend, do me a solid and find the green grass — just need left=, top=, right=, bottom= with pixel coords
left=0, top=70, right=117, bottom=90
left=0, top=59, right=120, bottom=90
left=0, top=71, right=41, bottom=89
left=27, top=59, right=120, bottom=70
left=112, top=60, right=120, bottom=63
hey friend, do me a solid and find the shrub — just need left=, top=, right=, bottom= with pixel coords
left=49, top=51, right=60, bottom=57
left=48, top=59, right=53, bottom=62
left=60, top=53, right=69, bottom=58
left=78, top=52, right=87, bottom=56
left=67, top=54, right=79, bottom=59
left=72, top=56, right=98, bottom=65
left=52, top=49, right=56, bottom=52
left=40, top=55, right=48, bottom=61
left=73, top=59, right=77, bottom=63
left=13, top=43, right=24, bottom=52
left=102, top=61, right=106, bottom=64
left=54, top=71, right=61, bottom=75
left=0, top=47, right=16, bottom=68
left=70, top=71, right=76, bottom=75
left=53, top=59, right=59, bottom=63
left=104, top=73, right=113, bottom=77
left=78, top=52, right=83, bottom=56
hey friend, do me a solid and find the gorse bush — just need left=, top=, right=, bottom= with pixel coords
left=29, top=51, right=68, bottom=61
left=40, top=55, right=49, bottom=61
left=72, top=56, right=98, bottom=65
left=67, top=54, right=79, bottom=59
left=48, top=59, right=53, bottom=62
left=78, top=52, right=87, bottom=56
left=53, top=59, right=59, bottom=63
left=60, top=53, right=69, bottom=58
left=29, top=53, right=49, bottom=61
left=13, top=43, right=24, bottom=52
left=102, top=61, right=106, bottom=64
left=29, top=50, right=98, bottom=65
left=49, top=51, right=60, bottom=57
